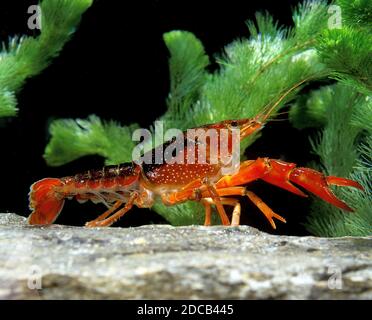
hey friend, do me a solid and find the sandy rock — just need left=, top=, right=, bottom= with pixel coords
left=0, top=213, right=371, bottom=299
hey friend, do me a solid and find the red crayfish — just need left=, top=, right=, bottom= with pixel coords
left=27, top=108, right=363, bottom=228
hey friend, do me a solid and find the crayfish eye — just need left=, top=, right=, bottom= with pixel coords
left=230, top=120, right=238, bottom=128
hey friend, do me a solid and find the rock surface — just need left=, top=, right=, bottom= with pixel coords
left=0, top=213, right=371, bottom=299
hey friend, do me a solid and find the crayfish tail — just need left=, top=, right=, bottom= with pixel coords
left=28, top=178, right=65, bottom=225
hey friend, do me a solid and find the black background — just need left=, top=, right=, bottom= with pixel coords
left=0, top=300, right=363, bottom=318
left=0, top=0, right=324, bottom=235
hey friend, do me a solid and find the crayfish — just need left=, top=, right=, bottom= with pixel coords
left=27, top=107, right=363, bottom=228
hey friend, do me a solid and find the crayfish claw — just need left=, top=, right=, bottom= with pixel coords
left=326, top=176, right=364, bottom=191
left=289, top=168, right=359, bottom=212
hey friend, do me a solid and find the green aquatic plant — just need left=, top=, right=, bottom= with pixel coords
left=291, top=84, right=371, bottom=236
left=43, top=0, right=371, bottom=234
left=0, top=0, right=92, bottom=117
left=290, top=0, right=372, bottom=236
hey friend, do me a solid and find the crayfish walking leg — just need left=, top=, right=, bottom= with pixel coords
left=85, top=193, right=138, bottom=228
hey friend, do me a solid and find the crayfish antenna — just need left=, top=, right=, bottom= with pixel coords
left=28, top=178, right=65, bottom=225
